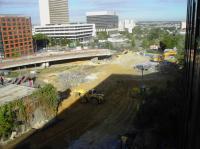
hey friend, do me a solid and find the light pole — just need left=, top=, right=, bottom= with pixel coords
left=141, top=65, right=144, bottom=81
left=140, top=65, right=146, bottom=95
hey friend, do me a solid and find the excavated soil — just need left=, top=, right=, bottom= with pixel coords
left=6, top=52, right=167, bottom=149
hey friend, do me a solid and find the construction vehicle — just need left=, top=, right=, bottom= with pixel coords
left=130, top=87, right=141, bottom=98
left=150, top=55, right=163, bottom=62
left=163, top=50, right=177, bottom=60
left=78, top=89, right=105, bottom=104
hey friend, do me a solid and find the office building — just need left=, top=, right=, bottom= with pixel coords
left=39, top=0, right=69, bottom=26
left=33, top=23, right=96, bottom=42
left=183, top=0, right=200, bottom=149
left=86, top=11, right=118, bottom=32
left=119, top=20, right=136, bottom=33
left=181, top=21, right=186, bottom=30
left=0, top=15, right=33, bottom=59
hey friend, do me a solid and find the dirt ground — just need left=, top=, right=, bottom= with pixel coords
left=6, top=52, right=168, bottom=149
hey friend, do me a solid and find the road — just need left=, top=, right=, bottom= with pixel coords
left=0, top=49, right=112, bottom=70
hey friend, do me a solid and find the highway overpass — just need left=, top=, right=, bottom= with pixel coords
left=0, top=49, right=113, bottom=70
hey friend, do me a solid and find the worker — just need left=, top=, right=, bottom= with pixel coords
left=29, top=78, right=33, bottom=87
left=0, top=76, right=4, bottom=85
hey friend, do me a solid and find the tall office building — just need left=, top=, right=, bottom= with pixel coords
left=39, top=0, right=69, bottom=26
left=0, top=15, right=33, bottom=59
left=119, top=20, right=136, bottom=33
left=86, top=11, right=118, bottom=32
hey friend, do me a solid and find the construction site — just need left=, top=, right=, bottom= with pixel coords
left=0, top=49, right=180, bottom=149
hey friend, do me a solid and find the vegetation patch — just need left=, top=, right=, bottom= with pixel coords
left=31, top=84, right=60, bottom=114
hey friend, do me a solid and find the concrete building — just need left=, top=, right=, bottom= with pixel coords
left=181, top=21, right=186, bottom=30
left=86, top=11, right=118, bottom=32
left=33, top=23, right=96, bottom=42
left=39, top=0, right=69, bottom=26
left=119, top=20, right=136, bottom=33
left=0, top=15, right=33, bottom=59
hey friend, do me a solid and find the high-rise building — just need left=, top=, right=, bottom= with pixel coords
left=181, top=21, right=186, bottom=30
left=39, top=0, right=69, bottom=26
left=0, top=15, right=33, bottom=59
left=86, top=11, right=118, bottom=32
left=119, top=20, right=136, bottom=33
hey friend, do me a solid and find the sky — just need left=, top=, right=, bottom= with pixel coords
left=0, top=0, right=187, bottom=25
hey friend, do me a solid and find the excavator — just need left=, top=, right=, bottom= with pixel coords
left=150, top=50, right=177, bottom=62
left=78, top=89, right=105, bottom=104
left=150, top=54, right=163, bottom=62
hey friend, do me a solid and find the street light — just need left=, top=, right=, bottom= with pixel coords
left=139, top=65, right=146, bottom=95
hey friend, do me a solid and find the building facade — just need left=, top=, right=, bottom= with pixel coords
left=86, top=11, right=118, bottom=32
left=181, top=21, right=186, bottom=30
left=0, top=15, right=33, bottom=59
left=39, top=0, right=69, bottom=26
left=119, top=20, right=136, bottom=33
left=33, top=24, right=96, bottom=42
left=183, top=0, right=200, bottom=149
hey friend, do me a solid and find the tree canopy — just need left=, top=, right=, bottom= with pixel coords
left=33, top=33, right=49, bottom=50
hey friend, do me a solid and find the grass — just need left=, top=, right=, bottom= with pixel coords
left=6, top=71, right=21, bottom=78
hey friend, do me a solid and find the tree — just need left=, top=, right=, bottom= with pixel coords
left=0, top=104, right=15, bottom=138
left=32, top=84, right=59, bottom=113
left=60, top=38, right=72, bottom=47
left=176, top=49, right=185, bottom=66
left=33, top=33, right=49, bottom=50
left=160, top=34, right=185, bottom=50
left=97, top=32, right=109, bottom=40
left=130, top=37, right=136, bottom=48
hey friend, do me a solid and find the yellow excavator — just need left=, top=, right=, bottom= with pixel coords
left=163, top=50, right=177, bottom=60
left=78, top=89, right=105, bottom=104
left=150, top=54, right=163, bottom=62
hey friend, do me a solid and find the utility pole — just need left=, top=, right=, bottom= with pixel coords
left=141, top=65, right=146, bottom=95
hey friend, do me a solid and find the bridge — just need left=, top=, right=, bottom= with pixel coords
left=0, top=49, right=113, bottom=70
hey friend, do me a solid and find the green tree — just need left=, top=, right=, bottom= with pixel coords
left=33, top=33, right=49, bottom=49
left=160, top=34, right=185, bottom=50
left=32, top=84, right=59, bottom=113
left=60, top=38, right=72, bottom=47
left=97, top=32, right=109, bottom=40
left=131, top=37, right=136, bottom=48
left=0, top=104, right=15, bottom=138
left=176, top=49, right=185, bottom=66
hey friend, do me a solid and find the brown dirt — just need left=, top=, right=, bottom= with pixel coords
left=5, top=52, right=166, bottom=149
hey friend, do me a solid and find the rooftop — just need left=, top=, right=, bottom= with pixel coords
left=86, top=11, right=117, bottom=16
left=0, top=14, right=30, bottom=18
left=34, top=23, right=95, bottom=28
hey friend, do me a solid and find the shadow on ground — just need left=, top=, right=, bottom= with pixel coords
left=9, top=69, right=184, bottom=149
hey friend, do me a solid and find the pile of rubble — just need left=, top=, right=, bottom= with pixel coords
left=58, top=66, right=98, bottom=90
